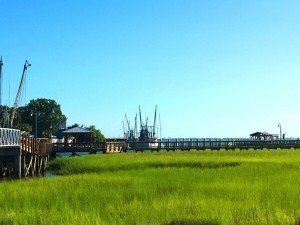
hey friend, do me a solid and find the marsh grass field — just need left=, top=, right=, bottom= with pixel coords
left=0, top=150, right=299, bottom=225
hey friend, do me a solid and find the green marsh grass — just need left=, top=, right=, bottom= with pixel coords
left=0, top=149, right=299, bottom=224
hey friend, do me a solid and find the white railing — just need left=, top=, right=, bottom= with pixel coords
left=0, top=128, right=20, bottom=147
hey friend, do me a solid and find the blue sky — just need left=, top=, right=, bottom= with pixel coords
left=1, top=0, right=300, bottom=138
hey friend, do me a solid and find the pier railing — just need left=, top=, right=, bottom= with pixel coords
left=0, top=129, right=51, bottom=178
left=51, top=138, right=300, bottom=155
left=0, top=128, right=20, bottom=147
left=124, top=139, right=300, bottom=151
left=52, top=142, right=106, bottom=152
left=0, top=128, right=50, bottom=155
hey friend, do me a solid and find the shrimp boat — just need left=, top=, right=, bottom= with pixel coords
left=123, top=106, right=159, bottom=150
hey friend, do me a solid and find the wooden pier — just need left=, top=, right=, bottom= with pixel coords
left=51, top=142, right=125, bottom=155
left=127, top=139, right=300, bottom=152
left=52, top=138, right=300, bottom=155
left=0, top=128, right=50, bottom=178
left=3, top=127, right=299, bottom=178
left=52, top=142, right=105, bottom=156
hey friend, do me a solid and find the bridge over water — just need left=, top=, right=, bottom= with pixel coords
left=0, top=128, right=49, bottom=178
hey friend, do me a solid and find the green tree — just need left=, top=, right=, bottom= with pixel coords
left=67, top=123, right=80, bottom=129
left=0, top=105, right=11, bottom=128
left=87, top=125, right=105, bottom=142
left=18, top=98, right=67, bottom=138
left=12, top=106, right=31, bottom=133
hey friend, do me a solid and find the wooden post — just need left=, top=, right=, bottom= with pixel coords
left=32, top=154, right=37, bottom=176
left=0, top=157, right=3, bottom=178
left=21, top=135, right=23, bottom=151
left=14, top=155, right=21, bottom=179
left=39, top=157, right=43, bottom=174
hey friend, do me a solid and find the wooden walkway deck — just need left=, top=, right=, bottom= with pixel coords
left=2, top=132, right=299, bottom=177
left=52, top=143, right=105, bottom=156
left=0, top=128, right=50, bottom=178
left=131, top=139, right=300, bottom=151
left=52, top=138, right=300, bottom=155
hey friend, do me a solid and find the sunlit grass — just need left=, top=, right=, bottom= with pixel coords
left=0, top=149, right=299, bottom=224
left=49, top=149, right=300, bottom=174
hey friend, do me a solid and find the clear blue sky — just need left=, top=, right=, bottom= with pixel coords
left=1, top=0, right=300, bottom=138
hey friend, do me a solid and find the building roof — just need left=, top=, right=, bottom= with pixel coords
left=250, top=132, right=278, bottom=137
left=62, top=127, right=92, bottom=134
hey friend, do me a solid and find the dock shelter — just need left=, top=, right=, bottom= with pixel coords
left=250, top=132, right=279, bottom=140
left=62, top=127, right=92, bottom=144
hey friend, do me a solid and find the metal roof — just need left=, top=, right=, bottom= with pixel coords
left=62, top=127, right=91, bottom=134
left=250, top=132, right=278, bottom=137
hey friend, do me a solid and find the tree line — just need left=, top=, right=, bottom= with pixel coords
left=0, top=98, right=105, bottom=142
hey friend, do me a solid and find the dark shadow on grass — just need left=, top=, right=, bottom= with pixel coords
left=0, top=218, right=14, bottom=225
left=48, top=161, right=242, bottom=175
left=164, top=220, right=220, bottom=225
left=146, top=162, right=241, bottom=170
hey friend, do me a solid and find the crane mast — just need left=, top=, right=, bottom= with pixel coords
left=122, top=121, right=126, bottom=138
left=139, top=105, right=143, bottom=129
left=134, top=113, right=138, bottom=140
left=152, top=105, right=157, bottom=137
left=125, top=114, right=131, bottom=131
left=10, top=60, right=31, bottom=127
left=159, top=114, right=162, bottom=139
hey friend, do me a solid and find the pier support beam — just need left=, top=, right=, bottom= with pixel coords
left=1, top=144, right=49, bottom=179
left=0, top=147, right=22, bottom=178
left=14, top=155, right=21, bottom=178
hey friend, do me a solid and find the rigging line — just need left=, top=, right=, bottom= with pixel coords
left=8, top=73, right=10, bottom=106
left=159, top=114, right=162, bottom=139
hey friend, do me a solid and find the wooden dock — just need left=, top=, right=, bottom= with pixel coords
left=52, top=142, right=105, bottom=156
left=51, top=138, right=300, bottom=155
left=52, top=142, right=126, bottom=155
left=127, top=139, right=300, bottom=151
left=0, top=128, right=50, bottom=178
left=3, top=126, right=298, bottom=178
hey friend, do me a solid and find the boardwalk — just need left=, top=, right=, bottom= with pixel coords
left=2, top=130, right=299, bottom=176
left=52, top=138, right=300, bottom=155
left=0, top=128, right=50, bottom=178
left=52, top=142, right=105, bottom=156
left=125, top=139, right=300, bottom=152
